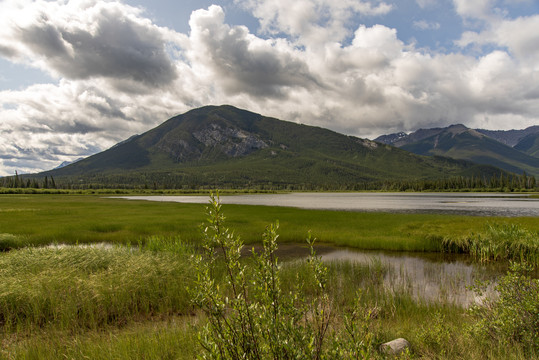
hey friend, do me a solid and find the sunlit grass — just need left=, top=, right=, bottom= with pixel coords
left=1, top=317, right=200, bottom=360
left=1, top=242, right=537, bottom=359
left=0, top=243, right=193, bottom=333
left=1, top=194, right=538, bottom=252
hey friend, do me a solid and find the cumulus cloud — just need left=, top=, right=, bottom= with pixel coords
left=235, top=0, right=393, bottom=46
left=187, top=5, right=319, bottom=98
left=453, top=0, right=495, bottom=20
left=0, top=0, right=538, bottom=176
left=0, top=0, right=178, bottom=89
left=458, top=15, right=539, bottom=63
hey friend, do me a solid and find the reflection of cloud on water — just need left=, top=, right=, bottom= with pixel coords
left=320, top=249, right=503, bottom=307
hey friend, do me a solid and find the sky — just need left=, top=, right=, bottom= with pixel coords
left=0, top=0, right=538, bottom=175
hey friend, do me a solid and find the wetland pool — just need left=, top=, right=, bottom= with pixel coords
left=259, top=244, right=505, bottom=307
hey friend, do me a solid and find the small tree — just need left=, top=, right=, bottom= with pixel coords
left=190, top=194, right=373, bottom=359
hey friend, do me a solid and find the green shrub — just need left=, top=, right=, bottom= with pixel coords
left=190, top=194, right=376, bottom=360
left=469, top=261, right=539, bottom=354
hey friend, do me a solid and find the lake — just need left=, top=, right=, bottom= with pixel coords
left=117, top=192, right=539, bottom=217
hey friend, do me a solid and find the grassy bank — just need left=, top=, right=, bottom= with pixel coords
left=1, top=194, right=539, bottom=252
left=1, top=243, right=536, bottom=359
left=442, top=223, right=539, bottom=265
left=0, top=242, right=193, bottom=333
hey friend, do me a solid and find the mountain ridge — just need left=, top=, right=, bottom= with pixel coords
left=375, top=124, right=539, bottom=176
left=37, top=105, right=505, bottom=188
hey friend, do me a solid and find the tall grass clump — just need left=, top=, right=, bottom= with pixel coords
left=0, top=243, right=193, bottom=332
left=0, top=233, right=28, bottom=251
left=190, top=194, right=380, bottom=360
left=442, top=223, right=539, bottom=265
left=139, top=235, right=195, bottom=255
left=1, top=318, right=200, bottom=360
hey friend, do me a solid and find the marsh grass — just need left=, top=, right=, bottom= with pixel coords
left=1, top=244, right=537, bottom=359
left=138, top=235, right=195, bottom=255
left=0, top=317, right=200, bottom=360
left=2, top=194, right=539, bottom=253
left=0, top=243, right=193, bottom=333
left=1, top=195, right=538, bottom=358
left=0, top=233, right=27, bottom=251
left=442, top=223, right=539, bottom=265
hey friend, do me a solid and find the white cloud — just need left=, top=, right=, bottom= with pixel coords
left=413, top=20, right=441, bottom=30
left=0, top=0, right=179, bottom=89
left=235, top=0, right=393, bottom=47
left=453, top=0, right=495, bottom=20
left=187, top=5, right=318, bottom=98
left=415, top=0, right=436, bottom=9
left=457, top=14, right=539, bottom=63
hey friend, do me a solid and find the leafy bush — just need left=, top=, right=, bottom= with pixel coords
left=469, top=261, right=539, bottom=353
left=190, top=194, right=376, bottom=359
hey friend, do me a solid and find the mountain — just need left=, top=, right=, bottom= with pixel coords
left=515, top=132, right=539, bottom=158
left=375, top=124, right=539, bottom=176
left=40, top=105, right=504, bottom=188
left=53, top=157, right=85, bottom=170
left=373, top=132, right=407, bottom=145
left=476, top=126, right=539, bottom=147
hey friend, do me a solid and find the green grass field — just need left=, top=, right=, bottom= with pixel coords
left=1, top=194, right=538, bottom=251
left=1, top=194, right=538, bottom=359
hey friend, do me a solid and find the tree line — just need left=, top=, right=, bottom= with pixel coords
left=1, top=171, right=537, bottom=192
left=0, top=172, right=57, bottom=189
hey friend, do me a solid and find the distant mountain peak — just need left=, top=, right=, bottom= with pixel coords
left=446, top=124, right=467, bottom=133
left=53, top=157, right=84, bottom=170
left=374, top=131, right=408, bottom=145
left=376, top=123, right=539, bottom=176
left=476, top=125, right=539, bottom=147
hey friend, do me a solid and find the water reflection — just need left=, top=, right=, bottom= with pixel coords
left=273, top=245, right=506, bottom=307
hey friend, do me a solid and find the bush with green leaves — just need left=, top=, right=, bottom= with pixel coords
left=469, top=261, right=539, bottom=354
left=190, top=194, right=375, bottom=360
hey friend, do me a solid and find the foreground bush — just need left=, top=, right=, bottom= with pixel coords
left=469, top=261, right=539, bottom=354
left=191, top=194, right=377, bottom=360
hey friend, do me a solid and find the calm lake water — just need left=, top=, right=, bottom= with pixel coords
left=117, top=192, right=539, bottom=217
